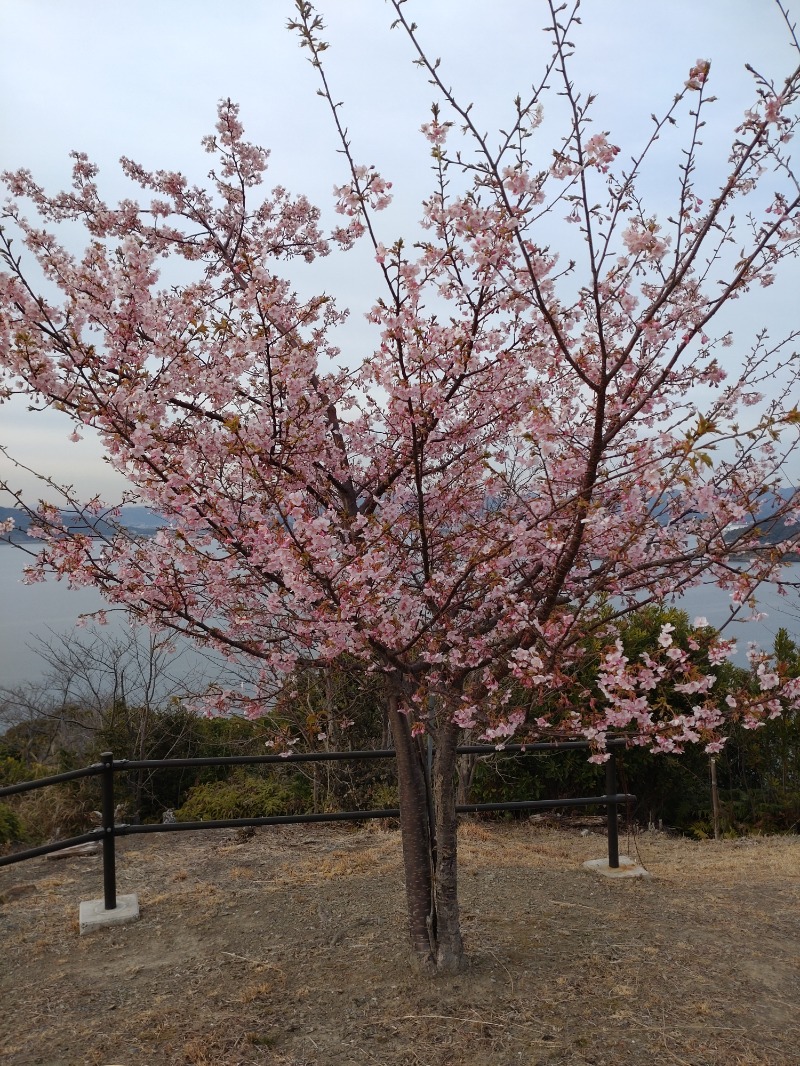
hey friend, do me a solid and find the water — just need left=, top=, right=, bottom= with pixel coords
left=0, top=544, right=120, bottom=689
left=1, top=544, right=798, bottom=690
left=665, top=570, right=800, bottom=658
left=0, top=545, right=223, bottom=692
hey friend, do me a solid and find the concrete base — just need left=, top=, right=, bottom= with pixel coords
left=79, top=893, right=140, bottom=935
left=583, top=855, right=651, bottom=879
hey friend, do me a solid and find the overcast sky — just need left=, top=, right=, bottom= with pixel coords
left=2, top=0, right=799, bottom=501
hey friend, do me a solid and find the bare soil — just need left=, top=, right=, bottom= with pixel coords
left=1, top=821, right=799, bottom=1066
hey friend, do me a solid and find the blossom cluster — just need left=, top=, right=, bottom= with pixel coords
left=1, top=64, right=799, bottom=759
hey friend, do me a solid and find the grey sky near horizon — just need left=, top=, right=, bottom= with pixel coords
left=1, top=0, right=799, bottom=503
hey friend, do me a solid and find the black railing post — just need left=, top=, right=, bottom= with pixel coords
left=0, top=742, right=638, bottom=891
left=606, top=754, right=620, bottom=869
left=101, top=752, right=117, bottom=910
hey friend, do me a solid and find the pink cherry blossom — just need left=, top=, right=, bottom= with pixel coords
left=3, top=11, right=800, bottom=973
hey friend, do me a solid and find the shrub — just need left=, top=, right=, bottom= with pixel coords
left=175, top=770, right=312, bottom=822
left=0, top=802, right=23, bottom=848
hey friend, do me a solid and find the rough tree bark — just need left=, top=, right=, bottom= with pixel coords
left=387, top=688, right=435, bottom=969
left=456, top=753, right=478, bottom=807
left=430, top=717, right=465, bottom=973
left=388, top=685, right=466, bottom=974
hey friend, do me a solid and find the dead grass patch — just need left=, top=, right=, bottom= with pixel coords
left=228, top=864, right=255, bottom=880
left=2, top=824, right=799, bottom=1065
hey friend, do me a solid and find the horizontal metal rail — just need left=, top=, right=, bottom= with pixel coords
left=121, top=737, right=629, bottom=771
left=118, top=809, right=403, bottom=834
left=0, top=763, right=102, bottom=797
left=0, top=830, right=103, bottom=865
left=0, top=743, right=632, bottom=905
left=0, top=791, right=631, bottom=865
left=456, top=793, right=632, bottom=815
left=0, top=737, right=629, bottom=799
left=103, top=792, right=632, bottom=836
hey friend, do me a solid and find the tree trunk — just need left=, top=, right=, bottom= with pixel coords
left=710, top=756, right=721, bottom=841
left=387, top=687, right=466, bottom=975
left=456, top=752, right=478, bottom=806
left=430, top=718, right=465, bottom=972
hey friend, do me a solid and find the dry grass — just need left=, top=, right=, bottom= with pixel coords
left=2, top=822, right=799, bottom=1065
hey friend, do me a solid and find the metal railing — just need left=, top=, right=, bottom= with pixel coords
left=0, top=739, right=633, bottom=911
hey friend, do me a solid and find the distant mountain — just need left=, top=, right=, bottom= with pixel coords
left=0, top=505, right=165, bottom=543
left=721, top=487, right=799, bottom=555
left=724, top=486, right=797, bottom=527
left=110, top=506, right=166, bottom=533
left=724, top=513, right=799, bottom=552
left=650, top=486, right=797, bottom=532
left=2, top=487, right=797, bottom=550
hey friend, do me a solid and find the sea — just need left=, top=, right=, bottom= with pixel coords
left=0, top=544, right=220, bottom=693
left=1, top=544, right=798, bottom=691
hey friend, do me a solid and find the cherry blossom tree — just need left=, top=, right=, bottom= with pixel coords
left=3, top=1, right=800, bottom=972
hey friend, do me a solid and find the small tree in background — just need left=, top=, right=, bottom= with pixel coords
left=0, top=625, right=242, bottom=822
left=2, top=1, right=800, bottom=971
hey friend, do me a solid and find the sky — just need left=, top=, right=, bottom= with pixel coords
left=1, top=0, right=799, bottom=502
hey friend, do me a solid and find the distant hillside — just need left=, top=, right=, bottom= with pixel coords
left=2, top=488, right=796, bottom=551
left=723, top=487, right=799, bottom=554
left=0, top=505, right=165, bottom=543
left=724, top=515, right=800, bottom=557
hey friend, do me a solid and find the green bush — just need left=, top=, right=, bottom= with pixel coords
left=12, top=779, right=101, bottom=844
left=0, top=802, right=23, bottom=846
left=91, top=706, right=274, bottom=821
left=365, top=780, right=399, bottom=811
left=0, top=753, right=49, bottom=788
left=0, top=747, right=101, bottom=845
left=175, top=770, right=312, bottom=821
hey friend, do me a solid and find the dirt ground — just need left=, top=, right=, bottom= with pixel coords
left=1, top=820, right=799, bottom=1066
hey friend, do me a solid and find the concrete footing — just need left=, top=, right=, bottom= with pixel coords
left=583, top=855, right=651, bottom=879
left=79, top=893, right=140, bottom=935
